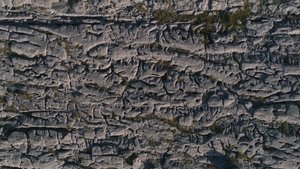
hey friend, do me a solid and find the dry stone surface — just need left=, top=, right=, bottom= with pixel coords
left=0, top=0, right=300, bottom=168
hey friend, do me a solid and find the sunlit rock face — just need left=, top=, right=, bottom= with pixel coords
left=0, top=0, right=299, bottom=168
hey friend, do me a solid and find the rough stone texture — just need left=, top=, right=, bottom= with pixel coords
left=0, top=0, right=300, bottom=168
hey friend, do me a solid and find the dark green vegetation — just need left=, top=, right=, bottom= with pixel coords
left=276, top=121, right=300, bottom=136
left=154, top=8, right=251, bottom=31
left=142, top=0, right=252, bottom=45
left=154, top=9, right=177, bottom=24
left=209, top=121, right=225, bottom=134
left=152, top=0, right=251, bottom=33
left=135, top=2, right=147, bottom=14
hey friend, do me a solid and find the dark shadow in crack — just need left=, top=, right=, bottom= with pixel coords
left=206, top=150, right=237, bottom=169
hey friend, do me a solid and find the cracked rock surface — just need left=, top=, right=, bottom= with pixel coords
left=0, top=0, right=300, bottom=168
